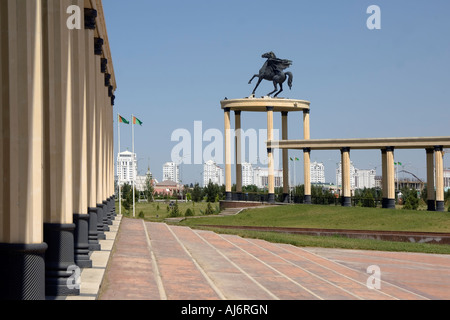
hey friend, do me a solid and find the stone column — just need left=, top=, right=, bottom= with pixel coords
left=303, top=110, right=310, bottom=140
left=235, top=111, right=242, bottom=200
left=224, top=108, right=232, bottom=201
left=426, top=148, right=436, bottom=211
left=94, top=37, right=108, bottom=237
left=84, top=8, right=101, bottom=250
left=435, top=146, right=445, bottom=212
left=42, top=0, right=79, bottom=297
left=341, top=148, right=351, bottom=207
left=303, top=110, right=311, bottom=204
left=0, top=0, right=48, bottom=300
left=102, top=71, right=112, bottom=225
left=382, top=147, right=396, bottom=209
left=281, top=112, right=289, bottom=202
left=267, top=107, right=275, bottom=203
left=381, top=149, right=387, bottom=208
left=303, top=148, right=312, bottom=204
left=70, top=0, right=92, bottom=269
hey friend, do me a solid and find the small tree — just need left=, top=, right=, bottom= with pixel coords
left=144, top=175, right=154, bottom=202
left=169, top=201, right=181, bottom=217
left=403, top=188, right=419, bottom=210
left=205, top=202, right=214, bottom=215
left=191, top=183, right=203, bottom=202
left=204, top=181, right=219, bottom=203
left=185, top=208, right=194, bottom=217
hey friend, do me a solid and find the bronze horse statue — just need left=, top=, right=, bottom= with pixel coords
left=248, top=52, right=293, bottom=97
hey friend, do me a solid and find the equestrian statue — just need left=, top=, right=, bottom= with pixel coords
left=248, top=52, right=293, bottom=98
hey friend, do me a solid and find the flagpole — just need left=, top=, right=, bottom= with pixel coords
left=132, top=114, right=135, bottom=218
left=294, top=157, right=297, bottom=188
left=118, top=113, right=121, bottom=216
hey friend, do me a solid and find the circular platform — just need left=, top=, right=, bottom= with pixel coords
left=220, top=96, right=310, bottom=112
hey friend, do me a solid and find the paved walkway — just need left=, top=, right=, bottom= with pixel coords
left=97, top=217, right=450, bottom=300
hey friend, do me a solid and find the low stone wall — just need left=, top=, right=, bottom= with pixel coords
left=219, top=201, right=277, bottom=210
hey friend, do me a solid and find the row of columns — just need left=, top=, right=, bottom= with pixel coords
left=223, top=107, right=445, bottom=210
left=0, top=0, right=116, bottom=300
left=224, top=107, right=311, bottom=203
left=338, top=146, right=445, bottom=211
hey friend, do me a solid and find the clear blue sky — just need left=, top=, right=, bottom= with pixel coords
left=104, top=0, right=450, bottom=185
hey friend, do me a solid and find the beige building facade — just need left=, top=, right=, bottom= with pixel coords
left=0, top=0, right=116, bottom=300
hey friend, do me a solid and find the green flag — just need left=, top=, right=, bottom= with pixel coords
left=295, top=157, right=299, bottom=161
left=133, top=116, right=143, bottom=126
left=118, top=115, right=129, bottom=124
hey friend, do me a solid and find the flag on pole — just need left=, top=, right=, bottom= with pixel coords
left=133, top=116, right=143, bottom=126
left=118, top=115, right=129, bottom=124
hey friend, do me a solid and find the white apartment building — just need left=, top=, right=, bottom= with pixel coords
left=310, top=161, right=325, bottom=184
left=203, top=160, right=224, bottom=187
left=163, top=161, right=180, bottom=183
left=117, top=151, right=137, bottom=186
left=336, top=161, right=356, bottom=189
left=242, top=162, right=254, bottom=186
left=354, top=169, right=376, bottom=189
left=253, top=167, right=283, bottom=189
left=445, top=169, right=450, bottom=190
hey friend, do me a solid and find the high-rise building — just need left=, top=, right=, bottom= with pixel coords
left=242, top=162, right=254, bottom=186
left=354, top=169, right=376, bottom=189
left=310, top=161, right=325, bottom=184
left=163, top=161, right=180, bottom=183
left=444, top=168, right=450, bottom=190
left=336, top=161, right=356, bottom=189
left=117, top=151, right=137, bottom=186
left=203, top=160, right=224, bottom=187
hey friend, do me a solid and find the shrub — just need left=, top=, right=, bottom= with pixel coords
left=138, top=211, right=144, bottom=219
left=205, top=202, right=214, bottom=215
left=403, top=189, right=419, bottom=210
left=169, top=201, right=181, bottom=217
left=185, top=208, right=194, bottom=217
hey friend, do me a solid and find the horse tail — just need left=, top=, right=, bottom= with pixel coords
left=286, top=72, right=293, bottom=89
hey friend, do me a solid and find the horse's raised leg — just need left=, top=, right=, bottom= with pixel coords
left=248, top=74, right=259, bottom=84
left=274, top=83, right=283, bottom=97
left=252, top=77, right=263, bottom=95
left=267, top=81, right=278, bottom=96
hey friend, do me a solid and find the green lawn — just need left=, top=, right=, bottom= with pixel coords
left=116, top=200, right=220, bottom=222
left=179, top=204, right=450, bottom=233
left=178, top=204, right=450, bottom=255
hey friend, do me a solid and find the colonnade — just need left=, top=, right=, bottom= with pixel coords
left=222, top=98, right=448, bottom=212
left=338, top=146, right=445, bottom=210
left=221, top=98, right=311, bottom=204
left=0, top=0, right=116, bottom=300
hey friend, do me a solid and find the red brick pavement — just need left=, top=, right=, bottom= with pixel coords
left=99, top=218, right=450, bottom=300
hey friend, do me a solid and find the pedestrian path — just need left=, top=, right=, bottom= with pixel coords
left=98, top=218, right=450, bottom=300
